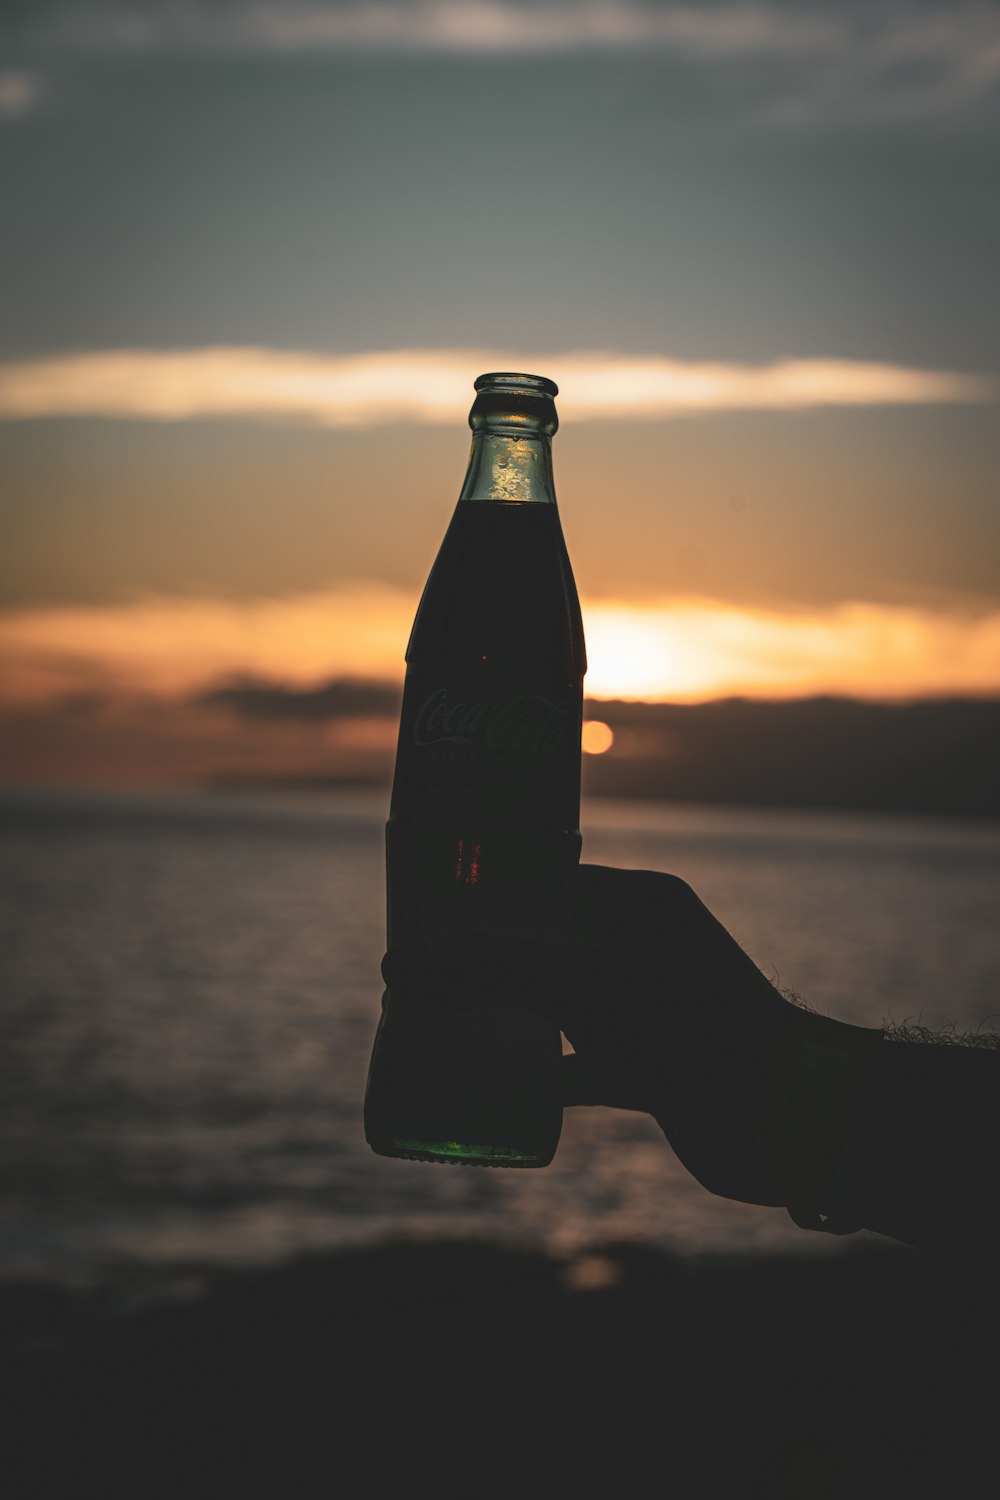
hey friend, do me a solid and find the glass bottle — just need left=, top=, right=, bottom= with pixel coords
left=364, top=371, right=585, bottom=1167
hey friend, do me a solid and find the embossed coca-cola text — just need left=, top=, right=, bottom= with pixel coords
left=414, top=688, right=571, bottom=756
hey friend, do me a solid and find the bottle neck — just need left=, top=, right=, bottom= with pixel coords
left=458, top=430, right=557, bottom=505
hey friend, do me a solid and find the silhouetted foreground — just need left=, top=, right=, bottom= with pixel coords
left=3, top=1240, right=996, bottom=1498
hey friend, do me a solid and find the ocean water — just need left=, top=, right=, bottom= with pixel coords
left=2, top=787, right=999, bottom=1288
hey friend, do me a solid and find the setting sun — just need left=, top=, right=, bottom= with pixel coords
left=581, top=720, right=614, bottom=755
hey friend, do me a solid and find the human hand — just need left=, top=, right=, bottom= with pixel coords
left=383, top=863, right=852, bottom=1208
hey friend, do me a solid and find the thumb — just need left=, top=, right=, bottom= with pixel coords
left=382, top=931, right=575, bottom=1015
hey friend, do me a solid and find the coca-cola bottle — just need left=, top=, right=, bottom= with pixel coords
left=364, top=371, right=586, bottom=1167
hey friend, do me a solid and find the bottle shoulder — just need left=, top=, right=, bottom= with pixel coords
left=405, top=502, right=586, bottom=674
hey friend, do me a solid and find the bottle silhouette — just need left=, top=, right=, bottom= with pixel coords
left=364, top=372, right=586, bottom=1166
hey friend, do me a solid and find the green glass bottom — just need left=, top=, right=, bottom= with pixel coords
left=370, top=1134, right=551, bottom=1168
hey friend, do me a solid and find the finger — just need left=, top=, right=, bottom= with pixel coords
left=560, top=1051, right=605, bottom=1106
left=560, top=1051, right=650, bottom=1113
left=382, top=932, right=576, bottom=1014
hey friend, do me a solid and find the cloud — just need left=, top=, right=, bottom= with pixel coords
left=199, top=676, right=401, bottom=719
left=173, top=1, right=841, bottom=60
left=9, top=2, right=1000, bottom=121
left=3, top=585, right=1000, bottom=706
left=0, top=70, right=44, bottom=119
left=0, top=348, right=993, bottom=428
left=0, top=1, right=851, bottom=58
left=0, top=584, right=414, bottom=702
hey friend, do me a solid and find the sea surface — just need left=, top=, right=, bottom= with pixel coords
left=2, top=787, right=999, bottom=1290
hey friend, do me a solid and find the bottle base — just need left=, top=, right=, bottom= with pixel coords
left=366, top=1132, right=554, bottom=1168
left=363, top=996, right=564, bottom=1170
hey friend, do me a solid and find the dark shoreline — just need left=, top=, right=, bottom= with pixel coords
left=3, top=1238, right=995, bottom=1498
left=198, top=687, right=1000, bottom=821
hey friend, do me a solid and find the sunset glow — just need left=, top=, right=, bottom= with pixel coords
left=3, top=587, right=1000, bottom=707
left=3, top=1, right=999, bottom=802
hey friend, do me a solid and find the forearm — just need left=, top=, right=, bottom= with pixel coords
left=763, top=1015, right=1000, bottom=1261
left=823, top=1040, right=1000, bottom=1262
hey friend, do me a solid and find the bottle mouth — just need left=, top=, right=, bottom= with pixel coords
left=470, top=371, right=559, bottom=435
left=474, top=371, right=559, bottom=399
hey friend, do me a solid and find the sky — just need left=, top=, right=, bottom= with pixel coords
left=1, top=0, right=999, bottom=785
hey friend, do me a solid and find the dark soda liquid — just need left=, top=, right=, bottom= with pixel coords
left=364, top=499, right=585, bottom=1166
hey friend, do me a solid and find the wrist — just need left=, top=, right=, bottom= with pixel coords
left=760, top=1012, right=882, bottom=1233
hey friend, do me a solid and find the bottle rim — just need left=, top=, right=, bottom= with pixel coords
left=474, top=371, right=559, bottom=399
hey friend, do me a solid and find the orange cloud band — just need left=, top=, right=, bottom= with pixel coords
left=3, top=588, right=1000, bottom=705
